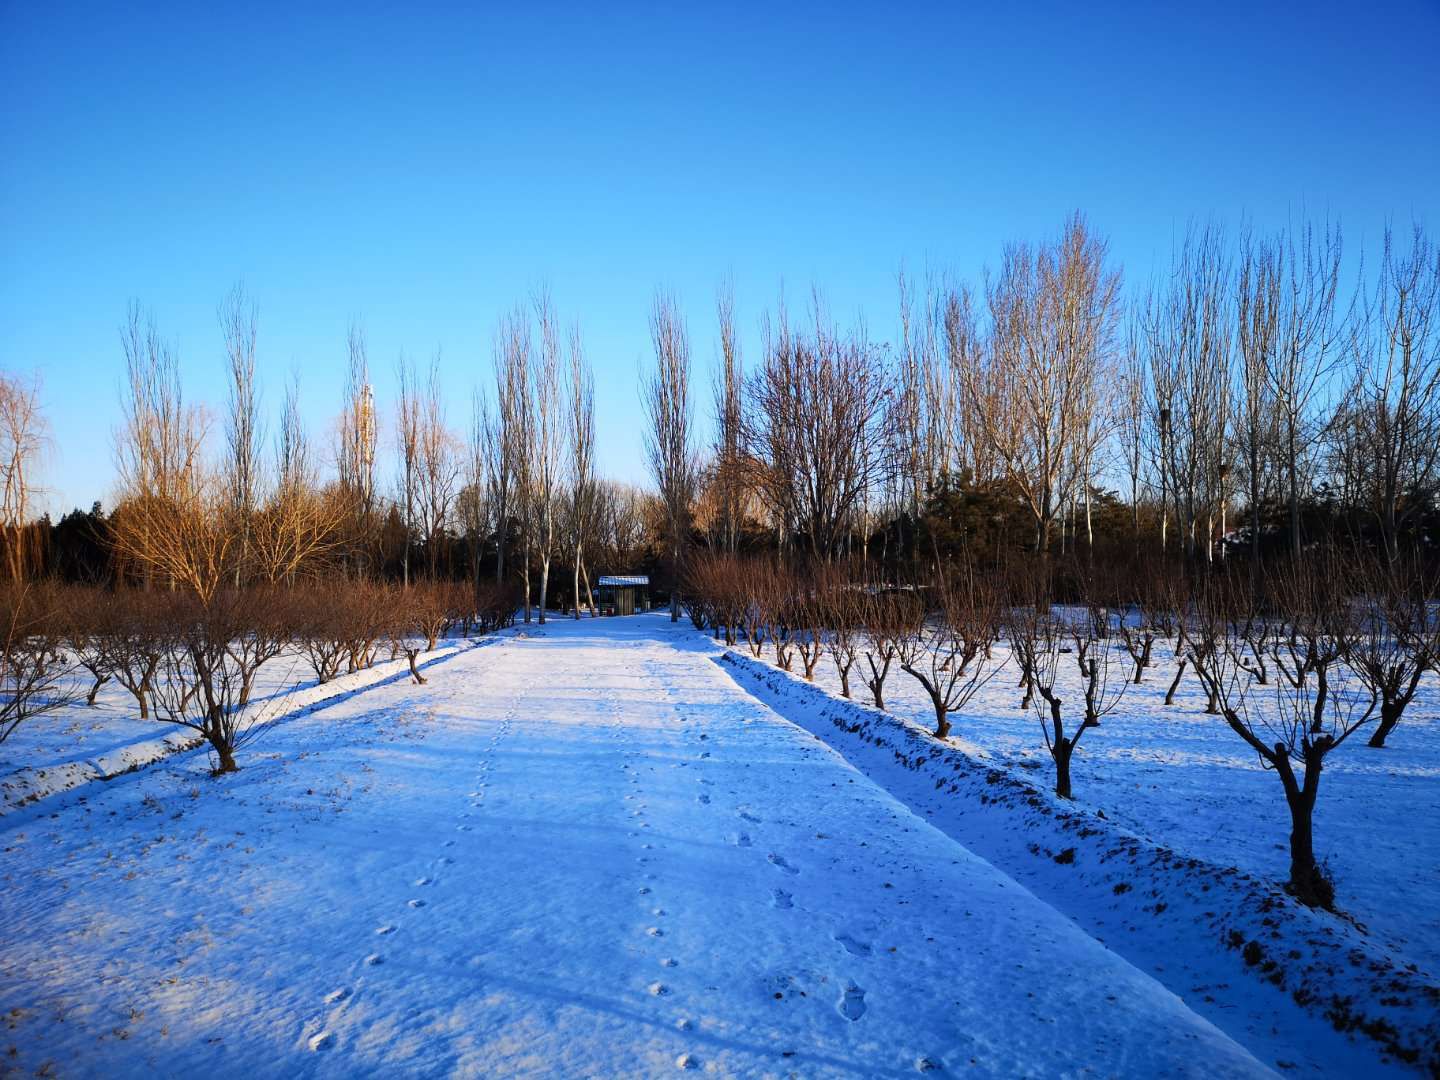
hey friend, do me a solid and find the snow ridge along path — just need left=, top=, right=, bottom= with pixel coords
left=5, top=614, right=1287, bottom=1077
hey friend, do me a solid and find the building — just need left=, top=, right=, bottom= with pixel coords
left=595, top=574, right=650, bottom=616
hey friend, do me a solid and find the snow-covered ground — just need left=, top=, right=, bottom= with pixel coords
left=739, top=629, right=1440, bottom=982
left=0, top=642, right=478, bottom=816
left=0, top=614, right=1319, bottom=1077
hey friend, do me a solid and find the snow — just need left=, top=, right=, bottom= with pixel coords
left=0, top=613, right=1429, bottom=1075
left=735, top=624, right=1440, bottom=980
left=0, top=641, right=479, bottom=817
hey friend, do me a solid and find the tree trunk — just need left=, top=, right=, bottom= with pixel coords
left=933, top=700, right=950, bottom=740
left=573, top=552, right=582, bottom=620
left=582, top=561, right=596, bottom=617
left=1053, top=737, right=1074, bottom=799
left=206, top=727, right=238, bottom=774
left=1164, top=658, right=1187, bottom=705
left=1276, top=746, right=1331, bottom=907
left=86, top=672, right=109, bottom=707
left=1368, top=699, right=1403, bottom=748
left=1081, top=658, right=1100, bottom=728
left=407, top=649, right=428, bottom=685
left=538, top=556, right=550, bottom=625
left=1131, top=636, right=1152, bottom=683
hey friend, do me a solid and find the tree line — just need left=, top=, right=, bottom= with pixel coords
left=646, top=215, right=1439, bottom=579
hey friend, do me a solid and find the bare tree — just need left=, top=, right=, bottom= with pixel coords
left=747, top=313, right=889, bottom=561
left=0, top=583, right=74, bottom=744
left=896, top=563, right=1004, bottom=738
left=495, top=308, right=533, bottom=618
left=567, top=324, right=596, bottom=618
left=416, top=357, right=459, bottom=579
left=220, top=283, right=261, bottom=584
left=146, top=589, right=290, bottom=773
left=1343, top=225, right=1440, bottom=563
left=0, top=373, right=49, bottom=583
left=460, top=389, right=492, bottom=595
left=961, top=213, right=1122, bottom=555
left=1144, top=223, right=1232, bottom=560
left=336, top=324, right=378, bottom=575
left=112, top=307, right=228, bottom=600
left=531, top=291, right=564, bottom=623
left=1187, top=570, right=1375, bottom=907
left=646, top=290, right=698, bottom=621
left=1235, top=230, right=1281, bottom=573
left=1266, top=222, right=1345, bottom=558
left=712, top=281, right=746, bottom=554
left=1341, top=554, right=1439, bottom=749
left=254, top=376, right=345, bottom=584
left=860, top=587, right=920, bottom=711
left=822, top=576, right=862, bottom=698
left=395, top=355, right=422, bottom=587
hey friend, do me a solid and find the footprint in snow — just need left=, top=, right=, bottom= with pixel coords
left=364, top=953, right=384, bottom=966
left=771, top=889, right=794, bottom=910
left=323, top=987, right=352, bottom=1006
left=697, top=793, right=711, bottom=805
left=767, top=853, right=799, bottom=875
left=308, top=1031, right=335, bottom=1052
left=739, top=812, right=762, bottom=824
left=413, top=877, right=432, bottom=887
left=834, top=933, right=872, bottom=957
left=408, top=898, right=427, bottom=908
left=839, top=980, right=868, bottom=1021
left=376, top=924, right=397, bottom=935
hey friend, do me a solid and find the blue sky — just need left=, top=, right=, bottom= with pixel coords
left=2, top=1, right=1438, bottom=514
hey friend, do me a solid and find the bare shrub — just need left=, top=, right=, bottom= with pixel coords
left=0, top=583, right=74, bottom=745
left=60, top=586, right=112, bottom=706
left=1005, top=599, right=1094, bottom=800
left=474, top=580, right=520, bottom=634
left=98, top=588, right=175, bottom=719
left=1341, top=554, right=1439, bottom=749
left=820, top=571, right=862, bottom=698
left=147, top=589, right=279, bottom=774
left=860, top=587, right=921, bottom=711
left=292, top=583, right=349, bottom=684
left=1187, top=570, right=1377, bottom=908
left=896, top=563, right=1004, bottom=739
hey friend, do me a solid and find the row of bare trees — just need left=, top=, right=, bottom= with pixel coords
left=0, top=578, right=519, bottom=770
left=684, top=548, right=1436, bottom=909
left=649, top=216, right=1440, bottom=607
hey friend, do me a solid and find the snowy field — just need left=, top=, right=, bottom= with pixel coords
left=0, top=614, right=1431, bottom=1076
left=739, top=628, right=1440, bottom=982
left=0, top=642, right=476, bottom=815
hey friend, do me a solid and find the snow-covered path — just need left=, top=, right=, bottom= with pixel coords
left=1, top=614, right=1271, bottom=1077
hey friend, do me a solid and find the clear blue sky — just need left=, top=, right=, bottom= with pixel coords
left=3, top=1, right=1438, bottom=514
